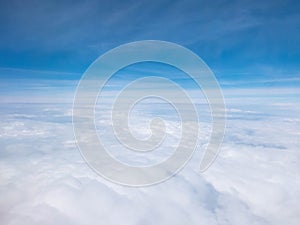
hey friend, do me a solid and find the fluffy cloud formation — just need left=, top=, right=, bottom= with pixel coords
left=0, top=90, right=299, bottom=225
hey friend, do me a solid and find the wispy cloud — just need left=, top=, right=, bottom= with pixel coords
left=1, top=0, right=299, bottom=79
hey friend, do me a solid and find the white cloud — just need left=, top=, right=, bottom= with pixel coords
left=0, top=90, right=299, bottom=225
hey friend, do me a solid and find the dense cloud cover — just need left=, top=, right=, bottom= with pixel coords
left=0, top=88, right=299, bottom=225
left=1, top=0, right=300, bottom=223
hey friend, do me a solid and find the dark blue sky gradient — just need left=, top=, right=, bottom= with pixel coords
left=0, top=0, right=299, bottom=86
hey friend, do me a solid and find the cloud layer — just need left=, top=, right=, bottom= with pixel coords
left=0, top=87, right=299, bottom=225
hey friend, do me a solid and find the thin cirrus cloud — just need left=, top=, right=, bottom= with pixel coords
left=0, top=1, right=300, bottom=225
left=0, top=0, right=299, bottom=80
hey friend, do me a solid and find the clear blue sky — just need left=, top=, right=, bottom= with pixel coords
left=0, top=0, right=299, bottom=87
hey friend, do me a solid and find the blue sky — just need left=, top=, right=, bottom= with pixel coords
left=0, top=0, right=300, bottom=87
left=1, top=1, right=300, bottom=224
